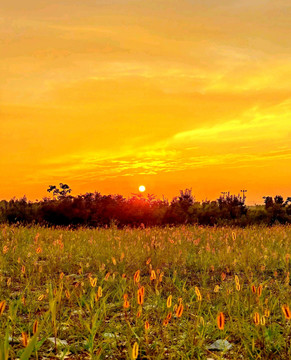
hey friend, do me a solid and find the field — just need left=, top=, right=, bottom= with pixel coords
left=0, top=225, right=290, bottom=360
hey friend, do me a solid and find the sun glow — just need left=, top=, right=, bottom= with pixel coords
left=139, top=185, right=146, bottom=193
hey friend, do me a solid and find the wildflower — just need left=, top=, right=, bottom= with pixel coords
left=136, top=310, right=141, bottom=318
left=134, top=270, right=140, bottom=283
left=214, top=285, right=220, bottom=293
left=90, top=277, right=97, bottom=288
left=166, top=295, right=172, bottom=308
left=123, top=300, right=130, bottom=309
left=0, top=300, right=6, bottom=315
left=221, top=272, right=226, bottom=281
left=60, top=272, right=64, bottom=280
left=36, top=247, right=42, bottom=254
left=112, top=257, right=117, bottom=265
left=217, top=312, right=225, bottom=330
left=251, top=285, right=256, bottom=294
left=281, top=305, right=291, bottom=320
left=37, top=294, right=45, bottom=301
left=264, top=309, right=270, bottom=317
left=257, top=285, right=262, bottom=297
left=232, top=232, right=236, bottom=241
left=65, top=290, right=70, bottom=299
left=195, top=287, right=202, bottom=301
left=146, top=258, right=151, bottom=265
left=176, top=303, right=184, bottom=318
left=150, top=270, right=156, bottom=281
left=98, top=286, right=102, bottom=298
left=132, top=342, right=139, bottom=359
left=22, top=332, right=28, bottom=347
left=236, top=283, right=241, bottom=291
left=105, top=272, right=110, bottom=281
left=137, top=288, right=144, bottom=305
left=3, top=245, right=8, bottom=254
left=33, top=320, right=38, bottom=334
left=254, top=312, right=260, bottom=326
left=260, top=316, right=266, bottom=325
left=234, top=275, right=240, bottom=285
left=145, top=321, right=150, bottom=330
left=167, top=312, right=172, bottom=320
left=163, top=318, right=169, bottom=326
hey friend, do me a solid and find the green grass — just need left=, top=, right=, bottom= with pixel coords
left=0, top=225, right=290, bottom=359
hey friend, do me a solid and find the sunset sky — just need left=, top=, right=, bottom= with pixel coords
left=1, top=0, right=291, bottom=204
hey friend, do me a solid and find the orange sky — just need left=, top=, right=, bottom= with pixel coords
left=1, top=0, right=290, bottom=204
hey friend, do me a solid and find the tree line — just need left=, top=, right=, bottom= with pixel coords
left=0, top=185, right=290, bottom=227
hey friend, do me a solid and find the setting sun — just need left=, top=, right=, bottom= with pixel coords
left=139, top=185, right=146, bottom=193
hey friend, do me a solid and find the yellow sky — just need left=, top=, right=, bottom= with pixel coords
left=1, top=0, right=291, bottom=204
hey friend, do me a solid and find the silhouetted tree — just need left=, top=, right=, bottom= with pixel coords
left=47, top=183, right=72, bottom=199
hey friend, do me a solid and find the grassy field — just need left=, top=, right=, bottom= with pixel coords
left=0, top=225, right=290, bottom=359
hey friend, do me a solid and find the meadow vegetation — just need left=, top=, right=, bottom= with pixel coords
left=0, top=225, right=290, bottom=359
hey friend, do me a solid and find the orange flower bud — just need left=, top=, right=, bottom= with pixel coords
left=33, top=320, right=38, bottom=334
left=282, top=304, right=291, bottom=320
left=150, top=270, right=156, bottom=281
left=217, top=312, right=225, bottom=330
left=163, top=318, right=169, bottom=326
left=22, top=332, right=28, bottom=347
left=257, top=285, right=262, bottom=297
left=132, top=342, right=139, bottom=359
left=254, top=312, right=260, bottom=325
left=134, top=270, right=140, bottom=283
left=123, top=300, right=130, bottom=309
left=175, top=303, right=184, bottom=318
left=0, top=300, right=6, bottom=315
left=90, top=277, right=97, bottom=288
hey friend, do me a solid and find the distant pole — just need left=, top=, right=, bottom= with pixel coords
left=240, top=189, right=247, bottom=203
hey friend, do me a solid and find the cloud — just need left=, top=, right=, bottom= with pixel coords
left=1, top=0, right=291, bottom=201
